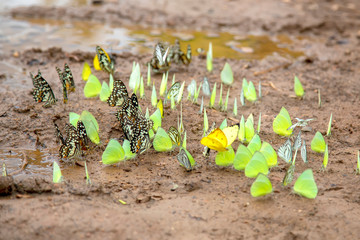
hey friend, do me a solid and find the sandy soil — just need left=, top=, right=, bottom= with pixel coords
left=1, top=0, right=360, bottom=239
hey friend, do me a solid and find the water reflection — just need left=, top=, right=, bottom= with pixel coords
left=0, top=0, right=89, bottom=10
left=0, top=15, right=303, bottom=60
left=0, top=148, right=55, bottom=176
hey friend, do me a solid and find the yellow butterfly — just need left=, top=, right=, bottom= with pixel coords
left=93, top=46, right=114, bottom=74
left=200, top=124, right=239, bottom=152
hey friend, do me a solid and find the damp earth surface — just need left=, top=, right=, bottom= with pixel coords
left=1, top=0, right=360, bottom=239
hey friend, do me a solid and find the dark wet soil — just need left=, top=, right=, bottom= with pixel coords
left=2, top=0, right=360, bottom=239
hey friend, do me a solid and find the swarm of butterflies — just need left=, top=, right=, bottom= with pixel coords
left=27, top=43, right=324, bottom=200
left=150, top=39, right=192, bottom=73
left=110, top=79, right=154, bottom=154
left=30, top=45, right=195, bottom=169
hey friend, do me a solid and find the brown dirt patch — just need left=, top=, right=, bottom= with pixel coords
left=1, top=0, right=360, bottom=239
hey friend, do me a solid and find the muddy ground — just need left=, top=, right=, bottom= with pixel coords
left=1, top=0, right=360, bottom=239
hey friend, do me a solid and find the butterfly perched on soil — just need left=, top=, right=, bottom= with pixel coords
left=95, top=46, right=115, bottom=74
left=130, top=119, right=152, bottom=154
left=116, top=93, right=153, bottom=154
left=202, top=122, right=216, bottom=157
left=177, top=148, right=193, bottom=171
left=292, top=130, right=302, bottom=151
left=149, top=42, right=171, bottom=73
left=282, top=163, right=295, bottom=186
left=56, top=63, right=75, bottom=103
left=168, top=126, right=181, bottom=146
left=56, top=63, right=75, bottom=92
left=107, top=79, right=129, bottom=107
left=168, top=40, right=192, bottom=65
left=30, top=70, right=57, bottom=107
left=200, top=124, right=239, bottom=152
left=301, top=139, right=307, bottom=163
left=166, top=82, right=181, bottom=101
left=59, top=124, right=82, bottom=159
left=54, top=123, right=65, bottom=145
left=77, top=120, right=89, bottom=150
left=116, top=94, right=143, bottom=133
left=55, top=121, right=89, bottom=159
left=287, top=118, right=314, bottom=131
left=277, top=138, right=292, bottom=163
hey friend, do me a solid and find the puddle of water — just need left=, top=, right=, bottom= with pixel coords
left=0, top=148, right=56, bottom=176
left=0, top=0, right=89, bottom=11
left=130, top=28, right=303, bottom=60
left=0, top=14, right=303, bottom=60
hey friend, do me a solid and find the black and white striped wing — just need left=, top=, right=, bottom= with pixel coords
left=278, top=139, right=292, bottom=163
left=177, top=148, right=192, bottom=171
left=301, top=139, right=307, bottom=163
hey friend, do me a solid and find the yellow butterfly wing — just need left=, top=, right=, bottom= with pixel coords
left=200, top=128, right=227, bottom=152
left=222, top=124, right=239, bottom=147
left=93, top=55, right=101, bottom=71
left=93, top=47, right=111, bottom=71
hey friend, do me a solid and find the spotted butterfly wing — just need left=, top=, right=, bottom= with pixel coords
left=56, top=66, right=68, bottom=104
left=168, top=126, right=181, bottom=146
left=107, top=79, right=129, bottom=107
left=30, top=70, right=45, bottom=88
left=177, top=148, right=193, bottom=171
left=181, top=44, right=192, bottom=65
left=54, top=123, right=65, bottom=145
left=130, top=120, right=151, bottom=154
left=30, top=70, right=57, bottom=107
left=77, top=120, right=89, bottom=149
left=169, top=40, right=181, bottom=64
left=59, top=124, right=81, bottom=159
left=125, top=94, right=142, bottom=124
left=96, top=46, right=114, bottom=74
left=278, top=138, right=292, bottom=163
left=116, top=94, right=146, bottom=141
left=116, top=100, right=133, bottom=140
left=63, top=63, right=75, bottom=92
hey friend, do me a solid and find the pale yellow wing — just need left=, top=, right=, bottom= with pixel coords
left=222, top=124, right=239, bottom=147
